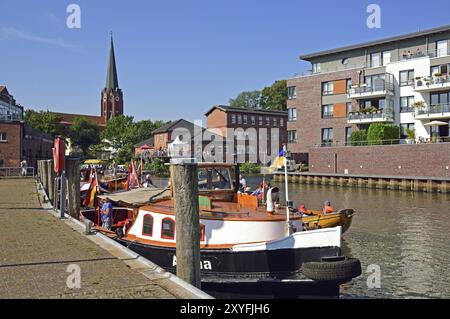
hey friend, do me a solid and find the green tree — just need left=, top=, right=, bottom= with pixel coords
left=24, top=109, right=65, bottom=137
left=69, top=117, right=101, bottom=158
left=101, top=115, right=167, bottom=164
left=260, top=80, right=287, bottom=111
left=229, top=90, right=262, bottom=109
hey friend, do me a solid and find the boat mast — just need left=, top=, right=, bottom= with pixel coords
left=283, top=145, right=291, bottom=236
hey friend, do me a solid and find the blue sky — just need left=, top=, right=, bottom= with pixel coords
left=1, top=0, right=450, bottom=122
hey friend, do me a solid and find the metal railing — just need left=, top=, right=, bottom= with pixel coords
left=416, top=103, right=450, bottom=116
left=315, top=137, right=450, bottom=148
left=349, top=82, right=395, bottom=96
left=348, top=109, right=394, bottom=122
left=415, top=75, right=450, bottom=88
left=0, top=167, right=35, bottom=177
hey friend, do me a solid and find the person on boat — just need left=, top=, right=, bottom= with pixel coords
left=244, top=187, right=252, bottom=195
left=239, top=174, right=247, bottom=192
left=251, top=182, right=265, bottom=199
left=101, top=198, right=113, bottom=230
left=143, top=174, right=154, bottom=188
left=323, top=200, right=335, bottom=214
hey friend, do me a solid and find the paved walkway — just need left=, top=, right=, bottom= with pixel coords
left=0, top=178, right=181, bottom=299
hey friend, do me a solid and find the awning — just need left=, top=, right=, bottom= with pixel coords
left=97, top=187, right=170, bottom=207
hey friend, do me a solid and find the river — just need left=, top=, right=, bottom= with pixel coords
left=153, top=175, right=450, bottom=298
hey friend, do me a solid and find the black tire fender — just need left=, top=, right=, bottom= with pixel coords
left=302, top=257, right=362, bottom=283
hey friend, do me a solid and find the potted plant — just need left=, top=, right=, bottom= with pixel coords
left=412, top=101, right=426, bottom=110
left=405, top=128, right=416, bottom=144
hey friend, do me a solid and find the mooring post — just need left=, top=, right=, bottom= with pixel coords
left=170, top=159, right=201, bottom=289
left=47, top=160, right=55, bottom=204
left=66, top=157, right=81, bottom=219
left=60, top=171, right=66, bottom=219
left=42, top=160, right=48, bottom=192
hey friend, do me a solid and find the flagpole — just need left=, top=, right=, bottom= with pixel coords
left=283, top=145, right=291, bottom=236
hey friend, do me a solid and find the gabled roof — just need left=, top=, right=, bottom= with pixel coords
left=152, top=119, right=204, bottom=135
left=301, top=24, right=450, bottom=61
left=0, top=85, right=8, bottom=95
left=205, top=105, right=287, bottom=117
left=135, top=136, right=154, bottom=148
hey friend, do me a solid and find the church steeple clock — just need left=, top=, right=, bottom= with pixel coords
left=101, top=34, right=123, bottom=121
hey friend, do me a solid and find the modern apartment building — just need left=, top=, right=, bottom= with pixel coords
left=287, top=25, right=450, bottom=162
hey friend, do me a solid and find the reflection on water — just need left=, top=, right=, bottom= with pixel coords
left=154, top=175, right=450, bottom=298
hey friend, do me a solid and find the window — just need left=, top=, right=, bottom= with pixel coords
left=288, top=108, right=297, bottom=121
left=322, top=128, right=333, bottom=146
left=266, top=117, right=270, bottom=126
left=346, top=79, right=352, bottom=93
left=437, top=40, right=448, bottom=57
left=322, top=82, right=334, bottom=95
left=142, top=214, right=153, bottom=236
left=431, top=64, right=449, bottom=76
left=288, top=130, right=297, bottom=143
left=161, top=218, right=175, bottom=239
left=346, top=102, right=353, bottom=115
left=365, top=74, right=385, bottom=90
left=280, top=118, right=284, bottom=127
left=243, top=115, right=248, bottom=125
left=251, top=115, right=256, bottom=125
left=345, top=127, right=352, bottom=144
left=400, top=96, right=415, bottom=112
left=287, top=86, right=297, bottom=99
left=231, top=114, right=236, bottom=124
left=258, top=116, right=263, bottom=126
left=400, top=123, right=415, bottom=139
left=273, top=118, right=277, bottom=127
left=370, top=52, right=381, bottom=67
left=312, top=63, right=321, bottom=74
left=382, top=51, right=391, bottom=66
left=430, top=91, right=450, bottom=106
left=0, top=132, right=6, bottom=142
left=342, top=58, right=349, bottom=65
left=400, top=70, right=414, bottom=86
left=237, top=115, right=242, bottom=125
left=322, top=104, right=334, bottom=119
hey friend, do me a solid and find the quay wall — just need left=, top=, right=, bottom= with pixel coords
left=308, top=143, right=450, bottom=178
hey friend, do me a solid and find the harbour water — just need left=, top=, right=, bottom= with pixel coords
left=153, top=175, right=450, bottom=298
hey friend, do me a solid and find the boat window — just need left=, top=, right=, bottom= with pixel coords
left=142, top=214, right=153, bottom=236
left=197, top=167, right=232, bottom=191
left=161, top=218, right=175, bottom=239
left=200, top=224, right=205, bottom=242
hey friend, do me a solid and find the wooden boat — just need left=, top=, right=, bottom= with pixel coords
left=302, top=209, right=354, bottom=234
left=82, top=163, right=361, bottom=288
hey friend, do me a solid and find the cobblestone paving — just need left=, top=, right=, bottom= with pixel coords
left=0, top=178, right=175, bottom=299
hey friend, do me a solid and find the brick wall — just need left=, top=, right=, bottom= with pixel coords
left=287, top=70, right=360, bottom=157
left=0, top=122, right=21, bottom=167
left=309, top=143, right=450, bottom=178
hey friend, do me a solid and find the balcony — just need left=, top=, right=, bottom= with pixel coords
left=348, top=76, right=395, bottom=100
left=414, top=75, right=450, bottom=93
left=348, top=108, right=394, bottom=124
left=415, top=103, right=450, bottom=120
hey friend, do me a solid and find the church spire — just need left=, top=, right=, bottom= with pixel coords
left=105, top=33, right=119, bottom=90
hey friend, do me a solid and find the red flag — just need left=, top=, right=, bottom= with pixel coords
left=83, top=174, right=98, bottom=207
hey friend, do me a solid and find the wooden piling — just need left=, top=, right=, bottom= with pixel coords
left=42, top=160, right=48, bottom=192
left=66, top=157, right=81, bottom=219
left=170, top=161, right=201, bottom=289
left=47, top=160, right=55, bottom=204
left=368, top=178, right=376, bottom=189
left=388, top=179, right=398, bottom=190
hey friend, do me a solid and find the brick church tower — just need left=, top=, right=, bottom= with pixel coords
left=101, top=35, right=123, bottom=121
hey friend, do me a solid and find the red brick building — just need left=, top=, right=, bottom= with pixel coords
left=0, top=86, right=53, bottom=170
left=205, top=105, right=288, bottom=164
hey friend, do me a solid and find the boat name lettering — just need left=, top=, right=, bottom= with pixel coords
left=172, top=255, right=212, bottom=270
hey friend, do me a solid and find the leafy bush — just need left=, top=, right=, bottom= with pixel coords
left=367, top=124, right=400, bottom=145
left=143, top=158, right=169, bottom=176
left=239, top=162, right=261, bottom=175
left=349, top=130, right=368, bottom=146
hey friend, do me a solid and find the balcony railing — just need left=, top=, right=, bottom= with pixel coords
left=416, top=103, right=450, bottom=117
left=348, top=109, right=394, bottom=123
left=415, top=75, right=450, bottom=91
left=322, top=112, right=334, bottom=119
left=0, top=113, right=23, bottom=122
left=315, top=137, right=450, bottom=148
left=348, top=78, right=395, bottom=98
